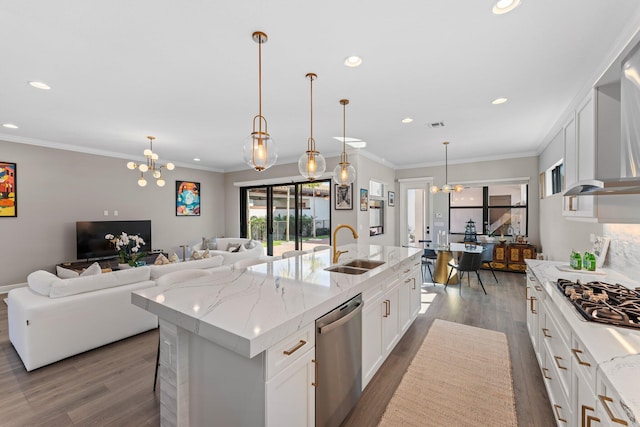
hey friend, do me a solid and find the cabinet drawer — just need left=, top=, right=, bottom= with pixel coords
left=266, top=323, right=315, bottom=380
left=571, top=334, right=596, bottom=390
left=541, top=343, right=572, bottom=425
left=596, top=377, right=634, bottom=427
left=543, top=336, right=571, bottom=402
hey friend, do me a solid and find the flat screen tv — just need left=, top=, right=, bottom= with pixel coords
left=76, top=220, right=152, bottom=260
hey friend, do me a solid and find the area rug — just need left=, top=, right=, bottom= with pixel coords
left=378, top=319, right=518, bottom=427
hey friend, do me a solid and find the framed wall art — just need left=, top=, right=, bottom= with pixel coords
left=0, top=161, right=17, bottom=217
left=388, top=191, right=395, bottom=207
left=176, top=180, right=201, bottom=216
left=360, top=188, right=368, bottom=211
left=334, top=183, right=353, bottom=210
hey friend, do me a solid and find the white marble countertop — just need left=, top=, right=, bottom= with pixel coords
left=132, top=244, right=421, bottom=359
left=526, top=259, right=640, bottom=423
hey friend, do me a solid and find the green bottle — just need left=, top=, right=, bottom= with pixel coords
left=584, top=251, right=596, bottom=271
left=570, top=250, right=582, bottom=270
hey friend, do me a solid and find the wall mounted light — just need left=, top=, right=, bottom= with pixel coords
left=298, top=73, right=326, bottom=180
left=243, top=31, right=277, bottom=172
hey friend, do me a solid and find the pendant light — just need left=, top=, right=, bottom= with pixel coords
left=126, top=136, right=175, bottom=187
left=298, top=73, right=326, bottom=180
left=243, top=31, right=277, bottom=171
left=333, top=99, right=356, bottom=187
left=430, top=141, right=463, bottom=193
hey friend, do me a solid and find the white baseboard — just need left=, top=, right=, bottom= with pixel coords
left=0, top=282, right=27, bottom=294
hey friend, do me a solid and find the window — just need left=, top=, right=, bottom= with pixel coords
left=449, top=183, right=528, bottom=237
left=551, top=163, right=563, bottom=195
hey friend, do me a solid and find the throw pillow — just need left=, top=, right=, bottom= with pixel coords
left=239, top=244, right=248, bottom=252
left=56, top=265, right=80, bottom=279
left=190, top=251, right=202, bottom=260
left=202, top=249, right=210, bottom=258
left=154, top=254, right=170, bottom=265
left=28, top=270, right=59, bottom=296
left=80, top=262, right=102, bottom=277
left=168, top=253, right=180, bottom=263
left=244, top=240, right=257, bottom=250
left=227, top=243, right=242, bottom=253
left=201, top=237, right=217, bottom=250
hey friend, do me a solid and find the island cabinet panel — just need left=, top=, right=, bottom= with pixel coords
left=265, top=348, right=315, bottom=427
left=362, top=292, right=384, bottom=389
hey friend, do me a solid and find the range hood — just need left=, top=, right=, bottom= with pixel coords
left=564, top=178, right=640, bottom=196
left=566, top=38, right=640, bottom=197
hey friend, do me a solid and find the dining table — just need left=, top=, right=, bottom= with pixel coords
left=432, top=242, right=484, bottom=285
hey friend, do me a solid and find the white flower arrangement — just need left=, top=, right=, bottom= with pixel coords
left=105, top=232, right=146, bottom=266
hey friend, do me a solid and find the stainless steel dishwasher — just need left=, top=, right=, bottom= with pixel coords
left=315, top=293, right=363, bottom=427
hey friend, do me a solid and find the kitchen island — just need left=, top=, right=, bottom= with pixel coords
left=526, top=259, right=640, bottom=426
left=132, top=244, right=422, bottom=427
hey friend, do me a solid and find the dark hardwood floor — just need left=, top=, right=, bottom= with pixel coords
left=0, top=270, right=554, bottom=426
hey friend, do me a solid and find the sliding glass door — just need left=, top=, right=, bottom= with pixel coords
left=241, top=180, right=331, bottom=256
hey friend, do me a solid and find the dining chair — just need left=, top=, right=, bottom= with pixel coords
left=480, top=243, right=499, bottom=283
left=445, top=251, right=487, bottom=295
left=418, top=240, right=437, bottom=283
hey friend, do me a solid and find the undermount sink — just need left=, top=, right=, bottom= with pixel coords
left=324, top=265, right=370, bottom=275
left=343, top=259, right=385, bottom=270
left=325, top=259, right=386, bottom=275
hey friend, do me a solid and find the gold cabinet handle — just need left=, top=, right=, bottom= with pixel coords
left=411, top=277, right=416, bottom=290
left=542, top=368, right=552, bottom=380
left=535, top=285, right=542, bottom=292
left=386, top=299, right=391, bottom=316
left=283, top=340, right=307, bottom=356
left=553, top=404, right=567, bottom=423
left=312, top=359, right=318, bottom=387
left=598, top=395, right=628, bottom=425
left=542, top=328, right=552, bottom=338
left=383, top=300, right=389, bottom=318
left=404, top=278, right=412, bottom=283
left=529, top=296, right=537, bottom=314
left=403, top=268, right=411, bottom=273
left=582, top=405, right=601, bottom=427
left=554, top=355, right=568, bottom=370
left=526, top=286, right=530, bottom=300
left=572, top=348, right=591, bottom=367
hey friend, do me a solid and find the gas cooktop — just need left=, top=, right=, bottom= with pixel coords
left=556, top=279, right=640, bottom=330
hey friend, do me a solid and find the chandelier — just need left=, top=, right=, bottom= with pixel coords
left=298, top=72, right=326, bottom=180
left=243, top=31, right=277, bottom=172
left=430, top=141, right=463, bottom=193
left=332, top=99, right=356, bottom=187
left=126, top=136, right=175, bottom=187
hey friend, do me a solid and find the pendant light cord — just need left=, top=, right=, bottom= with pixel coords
left=258, top=36, right=263, bottom=133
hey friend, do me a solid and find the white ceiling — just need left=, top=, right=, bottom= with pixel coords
left=1, top=1, right=640, bottom=172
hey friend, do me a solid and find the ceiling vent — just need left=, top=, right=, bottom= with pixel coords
left=428, top=121, right=445, bottom=128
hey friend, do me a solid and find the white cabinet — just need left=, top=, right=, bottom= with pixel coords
left=362, top=291, right=384, bottom=388
left=362, top=262, right=421, bottom=390
left=563, top=93, right=596, bottom=218
left=595, top=376, right=633, bottom=427
left=265, top=348, right=316, bottom=427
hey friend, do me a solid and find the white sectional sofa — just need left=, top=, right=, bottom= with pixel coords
left=191, top=237, right=265, bottom=265
left=7, top=251, right=258, bottom=372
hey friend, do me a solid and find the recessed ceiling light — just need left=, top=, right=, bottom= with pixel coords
left=28, top=81, right=51, bottom=90
left=491, top=97, right=508, bottom=105
left=346, top=141, right=367, bottom=149
left=492, top=0, right=521, bottom=15
left=402, top=118, right=413, bottom=124
left=344, top=56, right=362, bottom=68
left=2, top=123, right=18, bottom=129
left=193, top=158, right=201, bottom=162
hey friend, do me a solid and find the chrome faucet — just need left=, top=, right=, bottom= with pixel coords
left=333, top=224, right=359, bottom=264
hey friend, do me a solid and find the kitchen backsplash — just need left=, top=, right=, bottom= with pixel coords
left=603, top=224, right=640, bottom=278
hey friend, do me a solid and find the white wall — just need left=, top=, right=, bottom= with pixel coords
left=0, top=139, right=224, bottom=286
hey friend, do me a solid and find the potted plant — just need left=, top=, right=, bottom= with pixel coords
left=105, top=232, right=146, bottom=267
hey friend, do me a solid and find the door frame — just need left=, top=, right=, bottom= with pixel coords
left=399, top=178, right=434, bottom=247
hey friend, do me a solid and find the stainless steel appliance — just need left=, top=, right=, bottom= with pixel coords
left=557, top=279, right=640, bottom=329
left=315, top=294, right=363, bottom=427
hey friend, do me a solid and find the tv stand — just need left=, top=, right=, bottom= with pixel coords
left=59, top=251, right=167, bottom=272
